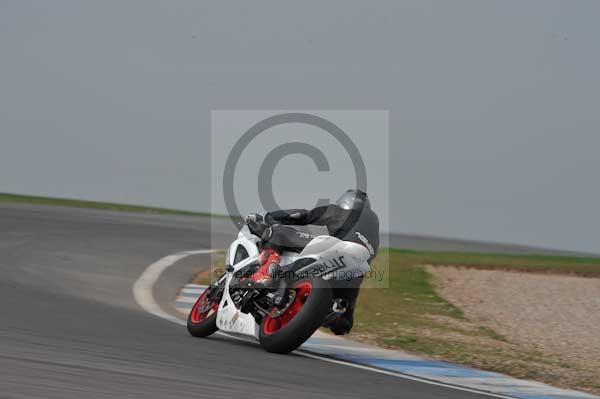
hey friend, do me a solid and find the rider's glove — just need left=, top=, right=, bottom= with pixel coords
left=245, top=213, right=264, bottom=225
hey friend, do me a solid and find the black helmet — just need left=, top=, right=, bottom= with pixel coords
left=336, top=189, right=370, bottom=211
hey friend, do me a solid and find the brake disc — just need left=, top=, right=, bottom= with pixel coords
left=268, top=290, right=297, bottom=318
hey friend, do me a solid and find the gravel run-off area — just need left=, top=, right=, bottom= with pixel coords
left=428, top=266, right=600, bottom=394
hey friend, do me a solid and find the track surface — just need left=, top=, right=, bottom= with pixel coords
left=0, top=203, right=499, bottom=398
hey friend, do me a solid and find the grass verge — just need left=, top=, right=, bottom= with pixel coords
left=191, top=255, right=226, bottom=286
left=0, top=192, right=216, bottom=217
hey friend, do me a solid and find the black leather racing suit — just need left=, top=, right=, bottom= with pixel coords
left=263, top=204, right=380, bottom=263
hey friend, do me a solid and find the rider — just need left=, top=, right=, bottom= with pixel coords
left=245, top=189, right=380, bottom=335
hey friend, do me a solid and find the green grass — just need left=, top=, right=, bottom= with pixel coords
left=388, top=247, right=600, bottom=276
left=0, top=192, right=217, bottom=217
left=357, top=249, right=466, bottom=344
left=191, top=254, right=226, bottom=286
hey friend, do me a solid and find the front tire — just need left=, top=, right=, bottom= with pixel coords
left=187, top=287, right=219, bottom=338
left=259, top=278, right=332, bottom=354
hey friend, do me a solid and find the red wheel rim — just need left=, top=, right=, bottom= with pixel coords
left=262, top=281, right=313, bottom=335
left=189, top=288, right=219, bottom=324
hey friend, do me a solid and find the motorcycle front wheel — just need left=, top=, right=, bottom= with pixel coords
left=187, top=286, right=220, bottom=338
left=259, top=277, right=332, bottom=354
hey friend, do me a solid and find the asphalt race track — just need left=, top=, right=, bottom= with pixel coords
left=0, top=203, right=501, bottom=399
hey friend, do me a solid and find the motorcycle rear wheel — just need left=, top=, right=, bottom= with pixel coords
left=259, top=277, right=332, bottom=354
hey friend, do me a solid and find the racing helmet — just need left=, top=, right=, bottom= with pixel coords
left=335, top=189, right=370, bottom=211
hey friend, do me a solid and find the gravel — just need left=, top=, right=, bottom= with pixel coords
left=429, top=266, right=600, bottom=392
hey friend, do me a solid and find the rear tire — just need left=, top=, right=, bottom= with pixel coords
left=187, top=287, right=219, bottom=338
left=259, top=278, right=332, bottom=354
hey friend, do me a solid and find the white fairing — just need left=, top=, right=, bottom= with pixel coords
left=215, top=226, right=371, bottom=339
left=217, top=227, right=261, bottom=337
left=225, top=226, right=260, bottom=266
left=216, top=270, right=261, bottom=337
left=297, top=235, right=371, bottom=279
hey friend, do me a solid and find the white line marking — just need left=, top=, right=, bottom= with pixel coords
left=181, top=288, right=207, bottom=295
left=175, top=296, right=197, bottom=304
left=133, top=249, right=516, bottom=399
left=184, top=284, right=209, bottom=289
left=133, top=249, right=217, bottom=327
left=296, top=352, right=516, bottom=399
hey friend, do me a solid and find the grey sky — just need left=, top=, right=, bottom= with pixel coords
left=1, top=1, right=599, bottom=253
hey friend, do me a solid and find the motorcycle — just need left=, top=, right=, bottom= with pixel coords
left=186, top=219, right=371, bottom=354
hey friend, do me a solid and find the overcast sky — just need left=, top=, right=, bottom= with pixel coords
left=1, top=1, right=599, bottom=253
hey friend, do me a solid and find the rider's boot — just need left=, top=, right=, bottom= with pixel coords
left=326, top=277, right=363, bottom=335
left=250, top=248, right=281, bottom=288
left=324, top=299, right=355, bottom=335
left=328, top=308, right=354, bottom=335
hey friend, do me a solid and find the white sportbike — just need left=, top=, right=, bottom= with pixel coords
left=187, top=220, right=371, bottom=354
